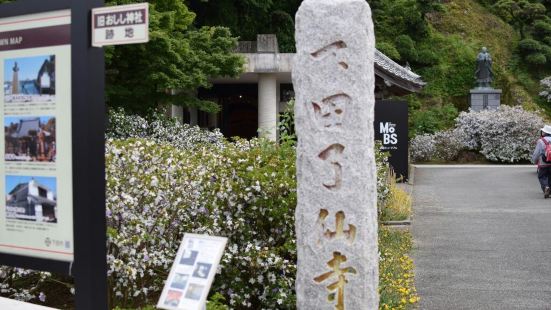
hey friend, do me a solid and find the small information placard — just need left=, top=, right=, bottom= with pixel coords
left=91, top=3, right=149, bottom=47
left=157, top=234, right=228, bottom=310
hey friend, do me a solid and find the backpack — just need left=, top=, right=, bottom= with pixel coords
left=542, top=138, right=551, bottom=163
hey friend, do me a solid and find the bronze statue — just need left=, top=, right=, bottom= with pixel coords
left=475, top=47, right=493, bottom=88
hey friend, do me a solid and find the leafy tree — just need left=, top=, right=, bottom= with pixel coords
left=0, top=0, right=245, bottom=114
left=395, top=35, right=419, bottom=63
left=417, top=0, right=445, bottom=18
left=494, top=0, right=546, bottom=38
left=105, top=0, right=244, bottom=114
left=519, top=38, right=550, bottom=65
left=534, top=19, right=551, bottom=39
left=376, top=42, right=401, bottom=60
left=372, top=0, right=429, bottom=40
left=188, top=0, right=300, bottom=52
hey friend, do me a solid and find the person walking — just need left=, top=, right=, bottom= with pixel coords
left=532, top=125, right=551, bottom=198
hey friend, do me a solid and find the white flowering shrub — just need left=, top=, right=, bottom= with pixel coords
left=2, top=137, right=297, bottom=309
left=411, top=106, right=543, bottom=163
left=455, top=106, right=543, bottom=163
left=539, top=76, right=551, bottom=102
left=411, top=129, right=465, bottom=162
left=410, top=134, right=436, bottom=162
left=433, top=129, right=467, bottom=161
left=107, top=108, right=225, bottom=149
left=0, top=269, right=50, bottom=302
left=2, top=113, right=393, bottom=309
left=106, top=138, right=297, bottom=308
left=375, top=141, right=391, bottom=205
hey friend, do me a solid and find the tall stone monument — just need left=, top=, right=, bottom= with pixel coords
left=293, top=0, right=378, bottom=309
left=11, top=62, right=19, bottom=94
left=470, top=47, right=501, bottom=111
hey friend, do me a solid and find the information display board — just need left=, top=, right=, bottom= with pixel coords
left=157, top=234, right=228, bottom=310
left=0, top=9, right=73, bottom=262
left=0, top=1, right=108, bottom=308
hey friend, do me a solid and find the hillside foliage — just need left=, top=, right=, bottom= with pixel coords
left=1, top=0, right=549, bottom=129
left=190, top=0, right=551, bottom=134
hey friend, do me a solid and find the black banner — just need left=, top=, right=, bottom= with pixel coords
left=374, top=100, right=409, bottom=180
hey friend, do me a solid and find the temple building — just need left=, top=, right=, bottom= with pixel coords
left=6, top=178, right=57, bottom=223
left=37, top=56, right=55, bottom=95
left=171, top=34, right=425, bottom=140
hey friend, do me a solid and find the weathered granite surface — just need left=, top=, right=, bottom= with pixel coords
left=293, top=0, right=379, bottom=309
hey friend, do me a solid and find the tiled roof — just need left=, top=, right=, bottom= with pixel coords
left=374, top=49, right=426, bottom=87
left=11, top=118, right=40, bottom=138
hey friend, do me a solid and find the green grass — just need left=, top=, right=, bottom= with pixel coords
left=380, top=176, right=412, bottom=222
left=428, top=0, right=542, bottom=113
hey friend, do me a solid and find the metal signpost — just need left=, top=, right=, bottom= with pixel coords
left=0, top=0, right=107, bottom=309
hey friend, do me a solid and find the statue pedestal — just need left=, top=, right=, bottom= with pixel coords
left=469, top=88, right=501, bottom=111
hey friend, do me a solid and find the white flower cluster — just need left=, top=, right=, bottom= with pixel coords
left=2, top=114, right=393, bottom=309
left=539, top=76, right=551, bottom=102
left=0, top=268, right=52, bottom=303
left=411, top=106, right=543, bottom=163
left=105, top=138, right=298, bottom=308
left=410, top=133, right=436, bottom=162
left=410, top=106, right=543, bottom=163
left=456, top=106, right=543, bottom=162
left=106, top=108, right=225, bottom=149
left=375, top=141, right=391, bottom=205
left=411, top=129, right=466, bottom=162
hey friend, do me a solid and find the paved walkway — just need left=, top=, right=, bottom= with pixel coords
left=412, top=166, right=551, bottom=309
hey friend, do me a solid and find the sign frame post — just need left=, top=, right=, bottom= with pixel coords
left=0, top=0, right=107, bottom=309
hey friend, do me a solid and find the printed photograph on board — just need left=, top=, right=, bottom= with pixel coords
left=184, top=283, right=204, bottom=301
left=164, top=290, right=183, bottom=307
left=4, top=55, right=55, bottom=104
left=170, top=273, right=189, bottom=290
left=5, top=175, right=57, bottom=223
left=179, top=250, right=198, bottom=266
left=192, top=262, right=212, bottom=279
left=5, top=116, right=56, bottom=162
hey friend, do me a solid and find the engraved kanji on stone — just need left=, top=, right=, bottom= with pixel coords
left=312, top=93, right=351, bottom=128
left=318, top=144, right=345, bottom=190
left=317, top=209, right=356, bottom=244
left=294, top=0, right=378, bottom=308
left=314, top=251, right=357, bottom=310
left=310, top=41, right=349, bottom=70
